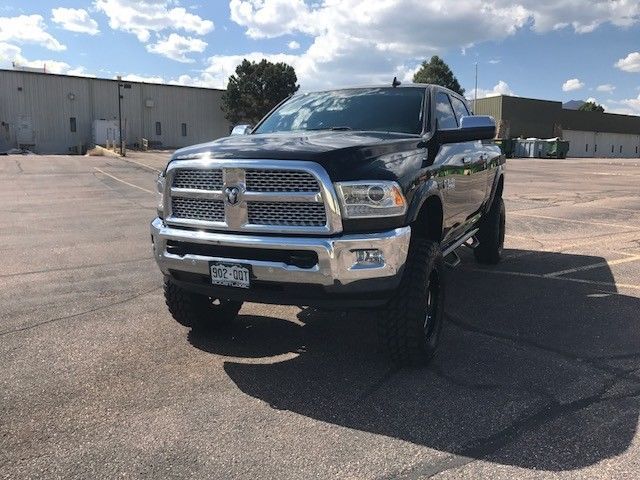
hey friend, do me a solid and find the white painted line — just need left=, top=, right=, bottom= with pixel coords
left=465, top=267, right=640, bottom=291
left=94, top=167, right=154, bottom=194
left=119, top=157, right=162, bottom=173
left=509, top=211, right=637, bottom=230
left=544, top=255, right=640, bottom=278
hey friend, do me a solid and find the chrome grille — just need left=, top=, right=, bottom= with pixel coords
left=173, top=169, right=222, bottom=190
left=171, top=197, right=224, bottom=222
left=248, top=202, right=326, bottom=227
left=245, top=169, right=319, bottom=192
left=165, top=160, right=340, bottom=234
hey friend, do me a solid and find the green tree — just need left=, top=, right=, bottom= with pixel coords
left=413, top=56, right=465, bottom=96
left=222, top=59, right=299, bottom=125
left=578, top=101, right=605, bottom=113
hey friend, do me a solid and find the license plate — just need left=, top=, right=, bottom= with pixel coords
left=209, top=262, right=251, bottom=289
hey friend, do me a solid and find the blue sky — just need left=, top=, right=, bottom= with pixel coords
left=1, top=1, right=639, bottom=115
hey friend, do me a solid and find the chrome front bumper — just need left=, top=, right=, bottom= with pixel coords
left=150, top=217, right=410, bottom=290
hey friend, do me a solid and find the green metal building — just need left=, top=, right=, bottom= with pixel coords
left=474, top=95, right=640, bottom=158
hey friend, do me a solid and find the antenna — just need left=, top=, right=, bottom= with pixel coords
left=392, top=76, right=401, bottom=88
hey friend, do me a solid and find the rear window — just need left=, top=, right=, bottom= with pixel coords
left=255, top=88, right=425, bottom=135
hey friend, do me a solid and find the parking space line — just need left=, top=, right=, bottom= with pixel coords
left=94, top=167, right=154, bottom=194
left=544, top=255, right=640, bottom=278
left=465, top=267, right=640, bottom=291
left=118, top=157, right=162, bottom=173
left=509, top=211, right=637, bottom=230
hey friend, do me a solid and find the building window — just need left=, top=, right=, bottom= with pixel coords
left=620, top=145, right=623, bottom=153
left=181, top=123, right=187, bottom=137
left=595, top=144, right=597, bottom=152
left=611, top=145, right=614, bottom=153
left=70, top=117, right=77, bottom=133
left=585, top=144, right=589, bottom=152
left=155, top=121, right=161, bottom=136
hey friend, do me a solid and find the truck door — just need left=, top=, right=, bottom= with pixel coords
left=434, top=92, right=485, bottom=233
left=449, top=95, right=488, bottom=216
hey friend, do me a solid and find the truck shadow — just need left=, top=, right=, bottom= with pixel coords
left=188, top=249, right=640, bottom=472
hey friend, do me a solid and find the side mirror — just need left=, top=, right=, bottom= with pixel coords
left=438, top=115, right=496, bottom=144
left=231, top=124, right=253, bottom=136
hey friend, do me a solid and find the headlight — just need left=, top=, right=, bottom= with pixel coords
left=335, top=181, right=407, bottom=219
left=156, top=173, right=165, bottom=217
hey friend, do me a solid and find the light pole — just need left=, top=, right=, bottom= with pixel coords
left=474, top=62, right=478, bottom=114
left=116, top=76, right=131, bottom=156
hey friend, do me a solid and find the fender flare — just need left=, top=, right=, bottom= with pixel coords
left=486, top=165, right=505, bottom=211
left=406, top=178, right=444, bottom=225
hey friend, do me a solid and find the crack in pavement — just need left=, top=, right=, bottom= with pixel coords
left=0, top=257, right=152, bottom=278
left=0, top=286, right=161, bottom=336
left=386, top=384, right=640, bottom=479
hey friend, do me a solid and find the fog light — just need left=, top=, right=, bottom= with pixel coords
left=354, top=249, right=385, bottom=266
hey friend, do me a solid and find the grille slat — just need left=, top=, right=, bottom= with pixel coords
left=245, top=169, right=320, bottom=192
left=173, top=169, right=222, bottom=190
left=248, top=202, right=326, bottom=227
left=171, top=197, right=224, bottom=222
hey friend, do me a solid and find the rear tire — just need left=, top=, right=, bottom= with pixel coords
left=163, top=277, right=242, bottom=330
left=474, top=196, right=505, bottom=265
left=378, top=239, right=445, bottom=366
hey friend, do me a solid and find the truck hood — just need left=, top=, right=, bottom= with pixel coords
left=170, top=131, right=426, bottom=181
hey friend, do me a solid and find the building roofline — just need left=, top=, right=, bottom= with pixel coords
left=0, top=68, right=225, bottom=92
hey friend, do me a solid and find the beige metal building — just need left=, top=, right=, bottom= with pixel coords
left=0, top=69, right=230, bottom=154
left=474, top=95, right=640, bottom=158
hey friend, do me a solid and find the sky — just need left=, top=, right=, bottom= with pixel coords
left=1, top=1, right=640, bottom=115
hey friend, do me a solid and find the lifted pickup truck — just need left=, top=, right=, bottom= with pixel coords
left=151, top=83, right=505, bottom=365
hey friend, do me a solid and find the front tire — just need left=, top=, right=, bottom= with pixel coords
left=474, top=196, right=505, bottom=265
left=163, top=277, right=242, bottom=330
left=378, top=239, right=445, bottom=366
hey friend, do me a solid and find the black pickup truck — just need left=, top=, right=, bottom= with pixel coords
left=151, top=83, right=506, bottom=365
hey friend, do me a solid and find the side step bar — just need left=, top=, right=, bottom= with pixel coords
left=442, top=228, right=479, bottom=268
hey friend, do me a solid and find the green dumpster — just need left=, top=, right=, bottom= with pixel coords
left=495, top=138, right=515, bottom=158
left=546, top=139, right=570, bottom=159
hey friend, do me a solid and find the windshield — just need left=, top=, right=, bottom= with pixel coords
left=254, top=87, right=425, bottom=135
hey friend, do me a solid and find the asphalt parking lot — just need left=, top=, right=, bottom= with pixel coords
left=1, top=152, right=640, bottom=479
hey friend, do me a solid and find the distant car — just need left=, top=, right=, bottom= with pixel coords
left=151, top=83, right=506, bottom=365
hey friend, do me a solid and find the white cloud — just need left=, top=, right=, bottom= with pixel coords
left=224, top=1, right=640, bottom=91
left=95, top=0, right=214, bottom=42
left=608, top=94, right=640, bottom=115
left=0, top=14, right=65, bottom=50
left=0, top=41, right=92, bottom=76
left=562, top=78, right=585, bottom=91
left=146, top=33, right=207, bottom=63
left=119, top=73, right=165, bottom=83
left=615, top=52, right=640, bottom=73
left=595, top=84, right=615, bottom=93
left=51, top=8, right=99, bottom=35
left=287, top=40, right=300, bottom=50
left=470, top=80, right=514, bottom=99
left=488, top=59, right=501, bottom=64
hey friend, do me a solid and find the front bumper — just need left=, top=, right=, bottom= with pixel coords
left=150, top=218, right=411, bottom=307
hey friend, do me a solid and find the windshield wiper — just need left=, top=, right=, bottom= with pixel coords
left=306, top=126, right=352, bottom=131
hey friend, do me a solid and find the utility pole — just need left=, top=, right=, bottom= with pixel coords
left=474, top=62, right=478, bottom=114
left=116, top=76, right=131, bottom=156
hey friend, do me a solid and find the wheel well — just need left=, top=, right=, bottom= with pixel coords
left=413, top=196, right=443, bottom=242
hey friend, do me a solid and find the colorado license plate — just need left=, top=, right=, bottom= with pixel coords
left=210, top=262, right=251, bottom=289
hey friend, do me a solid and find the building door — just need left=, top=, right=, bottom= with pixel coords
left=16, top=115, right=35, bottom=148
